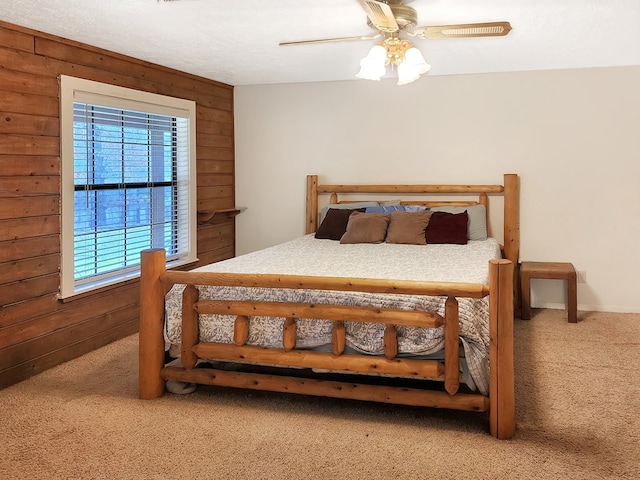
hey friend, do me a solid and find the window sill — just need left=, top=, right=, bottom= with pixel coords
left=57, top=276, right=140, bottom=304
left=58, top=259, right=200, bottom=303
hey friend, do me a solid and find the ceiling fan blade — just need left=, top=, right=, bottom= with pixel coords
left=409, top=21, right=512, bottom=39
left=362, top=0, right=399, bottom=33
left=279, top=34, right=381, bottom=46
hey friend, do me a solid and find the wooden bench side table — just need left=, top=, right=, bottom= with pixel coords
left=520, top=261, right=577, bottom=323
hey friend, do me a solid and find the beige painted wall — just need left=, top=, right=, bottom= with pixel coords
left=234, top=66, right=640, bottom=313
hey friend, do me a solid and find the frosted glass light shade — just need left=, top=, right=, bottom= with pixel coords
left=356, top=45, right=387, bottom=80
left=396, top=47, right=431, bottom=85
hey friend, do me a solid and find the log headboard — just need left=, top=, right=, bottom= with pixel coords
left=305, top=173, right=520, bottom=266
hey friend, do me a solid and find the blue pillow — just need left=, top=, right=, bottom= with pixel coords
left=365, top=205, right=406, bottom=213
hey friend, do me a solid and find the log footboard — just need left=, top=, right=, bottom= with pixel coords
left=139, top=250, right=515, bottom=439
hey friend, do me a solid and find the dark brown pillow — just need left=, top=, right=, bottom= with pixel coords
left=315, top=208, right=365, bottom=240
left=425, top=211, right=468, bottom=245
left=340, top=212, right=390, bottom=244
left=386, top=210, right=433, bottom=245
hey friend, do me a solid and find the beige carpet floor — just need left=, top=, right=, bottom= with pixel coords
left=1, top=309, right=639, bottom=480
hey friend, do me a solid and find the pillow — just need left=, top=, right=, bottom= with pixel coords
left=431, top=205, right=487, bottom=241
left=319, top=202, right=379, bottom=224
left=365, top=205, right=406, bottom=213
left=315, top=208, right=365, bottom=240
left=386, top=210, right=433, bottom=245
left=339, top=212, right=390, bottom=244
left=425, top=211, right=468, bottom=245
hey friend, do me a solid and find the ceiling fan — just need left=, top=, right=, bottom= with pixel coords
left=280, top=0, right=512, bottom=85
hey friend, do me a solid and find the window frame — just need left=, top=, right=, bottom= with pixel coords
left=59, top=75, right=197, bottom=299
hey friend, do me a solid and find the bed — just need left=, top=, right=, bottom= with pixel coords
left=139, top=174, right=519, bottom=439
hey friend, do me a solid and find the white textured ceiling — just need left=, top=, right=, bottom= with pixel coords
left=1, top=0, right=639, bottom=86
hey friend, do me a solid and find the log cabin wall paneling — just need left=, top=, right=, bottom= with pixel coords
left=0, top=20, right=236, bottom=389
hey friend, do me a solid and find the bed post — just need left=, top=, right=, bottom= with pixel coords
left=139, top=248, right=167, bottom=400
left=306, top=175, right=318, bottom=234
left=489, top=258, right=515, bottom=439
left=503, top=173, right=520, bottom=310
left=502, top=174, right=520, bottom=266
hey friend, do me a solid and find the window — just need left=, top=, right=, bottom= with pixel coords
left=60, top=76, right=197, bottom=298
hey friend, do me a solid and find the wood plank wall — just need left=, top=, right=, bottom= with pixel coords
left=0, top=20, right=236, bottom=389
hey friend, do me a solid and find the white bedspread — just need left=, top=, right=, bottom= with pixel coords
left=165, top=234, right=502, bottom=394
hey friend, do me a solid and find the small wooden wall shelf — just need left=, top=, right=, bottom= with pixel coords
left=197, top=208, right=244, bottom=225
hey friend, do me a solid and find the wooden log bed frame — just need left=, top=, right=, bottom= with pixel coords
left=139, top=174, right=519, bottom=439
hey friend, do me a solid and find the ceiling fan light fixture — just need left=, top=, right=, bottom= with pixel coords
left=356, top=38, right=429, bottom=85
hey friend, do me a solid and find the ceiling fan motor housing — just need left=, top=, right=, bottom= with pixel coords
left=366, top=3, right=417, bottom=31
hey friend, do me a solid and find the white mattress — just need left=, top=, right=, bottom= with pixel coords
left=164, top=234, right=502, bottom=394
